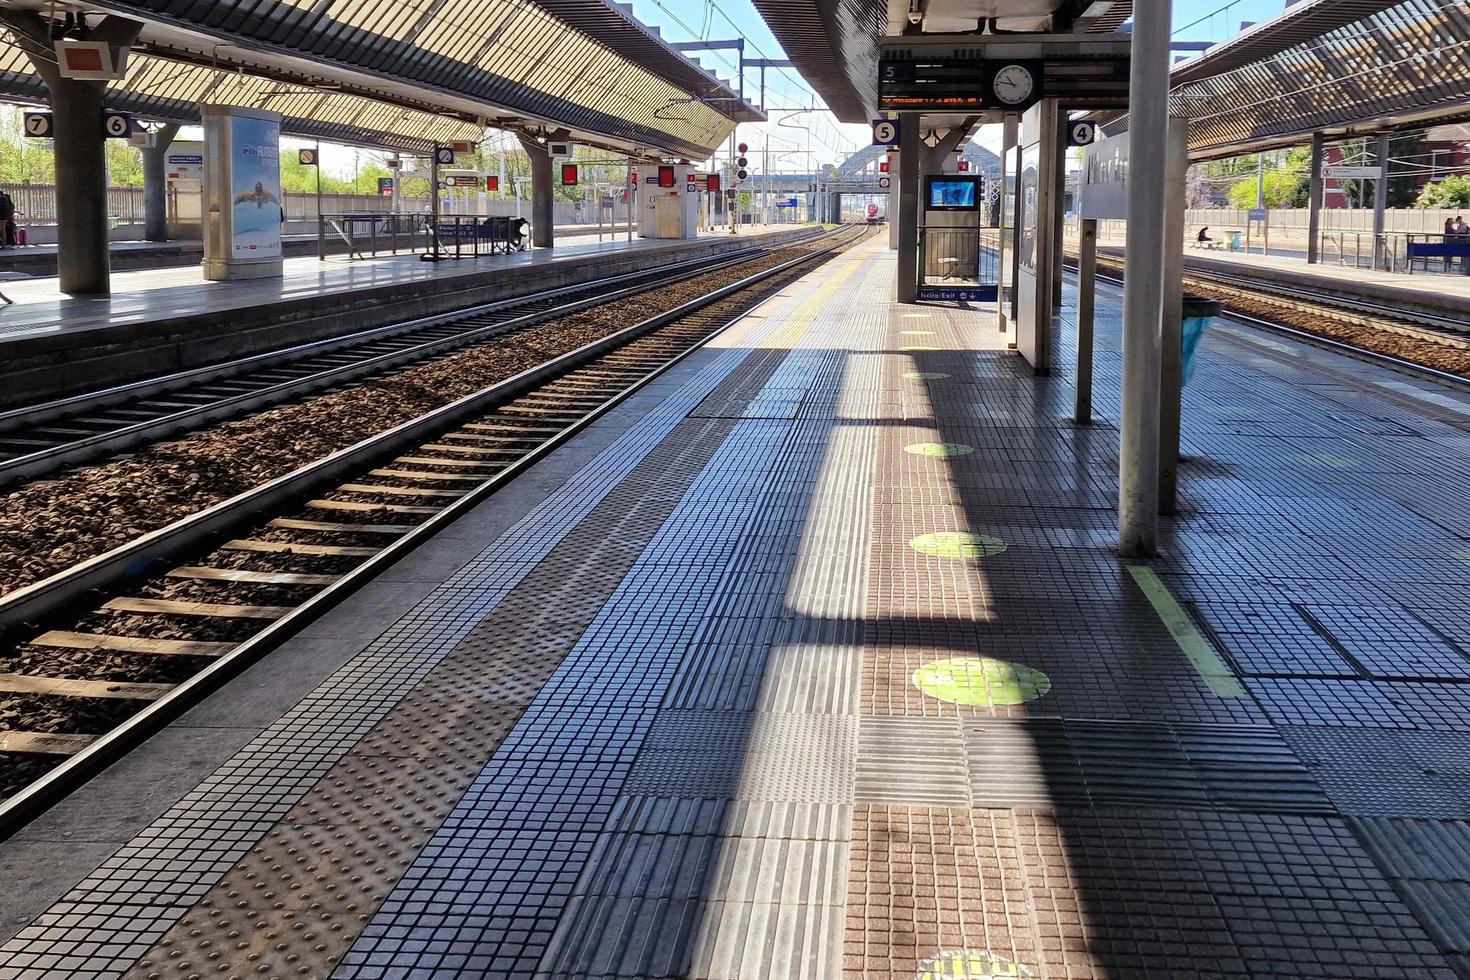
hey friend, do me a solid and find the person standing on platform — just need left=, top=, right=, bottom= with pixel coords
left=0, top=191, right=15, bottom=248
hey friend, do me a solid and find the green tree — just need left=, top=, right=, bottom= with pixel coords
left=1416, top=174, right=1470, bottom=209
left=105, top=141, right=144, bottom=187
left=1226, top=169, right=1302, bottom=209
left=0, top=106, right=56, bottom=184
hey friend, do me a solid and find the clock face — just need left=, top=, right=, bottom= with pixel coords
left=992, top=64, right=1035, bottom=105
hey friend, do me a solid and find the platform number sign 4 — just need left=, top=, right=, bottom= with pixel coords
left=22, top=112, right=52, bottom=138
left=102, top=111, right=131, bottom=139
left=872, top=119, right=898, bottom=147
left=1067, top=121, right=1099, bottom=148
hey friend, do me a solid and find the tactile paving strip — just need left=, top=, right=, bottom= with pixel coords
left=1281, top=726, right=1470, bottom=819
left=621, top=710, right=856, bottom=803
left=1352, top=816, right=1470, bottom=969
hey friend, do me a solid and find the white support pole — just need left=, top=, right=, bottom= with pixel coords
left=1117, top=0, right=1172, bottom=558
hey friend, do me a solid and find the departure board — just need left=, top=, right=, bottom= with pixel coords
left=879, top=59, right=988, bottom=111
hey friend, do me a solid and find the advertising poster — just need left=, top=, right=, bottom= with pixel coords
left=229, top=114, right=281, bottom=258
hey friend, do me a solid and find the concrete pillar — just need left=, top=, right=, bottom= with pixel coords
left=897, top=114, right=921, bottom=303
left=53, top=84, right=111, bottom=293
left=518, top=133, right=555, bottom=249
left=0, top=12, right=142, bottom=295
left=1373, top=132, right=1390, bottom=270
left=141, top=122, right=180, bottom=242
left=1117, top=0, right=1171, bottom=558
left=1306, top=132, right=1325, bottom=264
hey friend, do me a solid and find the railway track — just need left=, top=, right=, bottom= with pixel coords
left=0, top=232, right=818, bottom=487
left=1073, top=254, right=1470, bottom=385
left=0, top=225, right=867, bottom=830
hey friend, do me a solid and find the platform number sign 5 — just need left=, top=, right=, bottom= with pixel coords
left=102, top=111, right=131, bottom=138
left=871, top=119, right=898, bottom=147
left=22, top=112, right=52, bottom=138
left=1067, top=121, right=1098, bottom=148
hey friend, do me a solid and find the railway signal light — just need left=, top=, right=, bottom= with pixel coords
left=738, top=142, right=748, bottom=154
left=736, top=168, right=749, bottom=181
left=736, top=156, right=748, bottom=169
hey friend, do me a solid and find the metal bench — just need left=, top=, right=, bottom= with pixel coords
left=1406, top=240, right=1470, bottom=273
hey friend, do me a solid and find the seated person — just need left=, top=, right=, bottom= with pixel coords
left=1195, top=226, right=1215, bottom=248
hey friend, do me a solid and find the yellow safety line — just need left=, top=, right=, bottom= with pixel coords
left=1127, top=565, right=1246, bottom=698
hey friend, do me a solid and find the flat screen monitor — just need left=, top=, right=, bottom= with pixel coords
left=926, top=176, right=979, bottom=211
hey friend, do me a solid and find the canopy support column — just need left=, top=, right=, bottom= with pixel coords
left=518, top=132, right=562, bottom=250
left=1306, top=132, right=1325, bottom=264
left=142, top=123, right=180, bottom=243
left=1118, top=0, right=1171, bottom=558
left=1373, top=132, right=1390, bottom=270
left=0, top=10, right=141, bottom=295
left=896, top=114, right=921, bottom=303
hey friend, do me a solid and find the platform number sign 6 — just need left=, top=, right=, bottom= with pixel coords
left=22, top=112, right=52, bottom=138
left=1067, top=121, right=1098, bottom=148
left=102, top=111, right=131, bottom=138
left=871, top=119, right=898, bottom=147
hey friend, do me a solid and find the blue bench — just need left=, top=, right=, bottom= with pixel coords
left=1406, top=240, right=1470, bottom=273
left=1407, top=241, right=1470, bottom=259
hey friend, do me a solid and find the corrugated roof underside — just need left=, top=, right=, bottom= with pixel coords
left=752, top=0, right=884, bottom=123
left=65, top=0, right=739, bottom=155
left=1171, top=0, right=1470, bottom=156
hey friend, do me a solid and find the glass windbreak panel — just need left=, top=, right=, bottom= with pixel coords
left=1019, top=143, right=1040, bottom=273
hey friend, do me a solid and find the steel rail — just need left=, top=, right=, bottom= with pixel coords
left=1088, top=269, right=1470, bottom=393
left=0, top=226, right=865, bottom=838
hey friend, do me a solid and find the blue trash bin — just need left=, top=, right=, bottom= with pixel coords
left=1180, top=297, right=1223, bottom=386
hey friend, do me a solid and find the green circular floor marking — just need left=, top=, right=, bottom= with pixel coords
left=1453, top=548, right=1470, bottom=567
left=913, top=657, right=1052, bottom=707
left=904, top=371, right=950, bottom=380
left=900, top=329, right=936, bottom=336
left=908, top=531, right=1007, bottom=559
left=904, top=442, right=975, bottom=458
left=899, top=345, right=939, bottom=352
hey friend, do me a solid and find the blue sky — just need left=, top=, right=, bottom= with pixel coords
left=630, top=0, right=1292, bottom=165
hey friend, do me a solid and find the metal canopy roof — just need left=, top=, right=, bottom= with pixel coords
left=1167, top=0, right=1470, bottom=159
left=0, top=0, right=759, bottom=157
left=751, top=0, right=1132, bottom=123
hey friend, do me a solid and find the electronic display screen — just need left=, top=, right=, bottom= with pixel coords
left=926, top=177, right=979, bottom=211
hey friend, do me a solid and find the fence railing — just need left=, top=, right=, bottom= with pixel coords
left=919, top=227, right=1000, bottom=286
left=0, top=183, right=590, bottom=226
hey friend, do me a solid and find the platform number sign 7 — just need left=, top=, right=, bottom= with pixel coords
left=22, top=112, right=52, bottom=138
left=872, top=119, right=898, bottom=147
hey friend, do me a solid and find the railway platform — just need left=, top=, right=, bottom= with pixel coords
left=1097, top=242, right=1470, bottom=322
left=2, top=234, right=1470, bottom=978
left=0, top=228, right=808, bottom=410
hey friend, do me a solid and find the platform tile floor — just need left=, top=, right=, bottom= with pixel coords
left=0, top=235, right=1469, bottom=977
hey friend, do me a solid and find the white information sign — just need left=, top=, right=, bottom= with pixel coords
left=1321, top=165, right=1383, bottom=180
